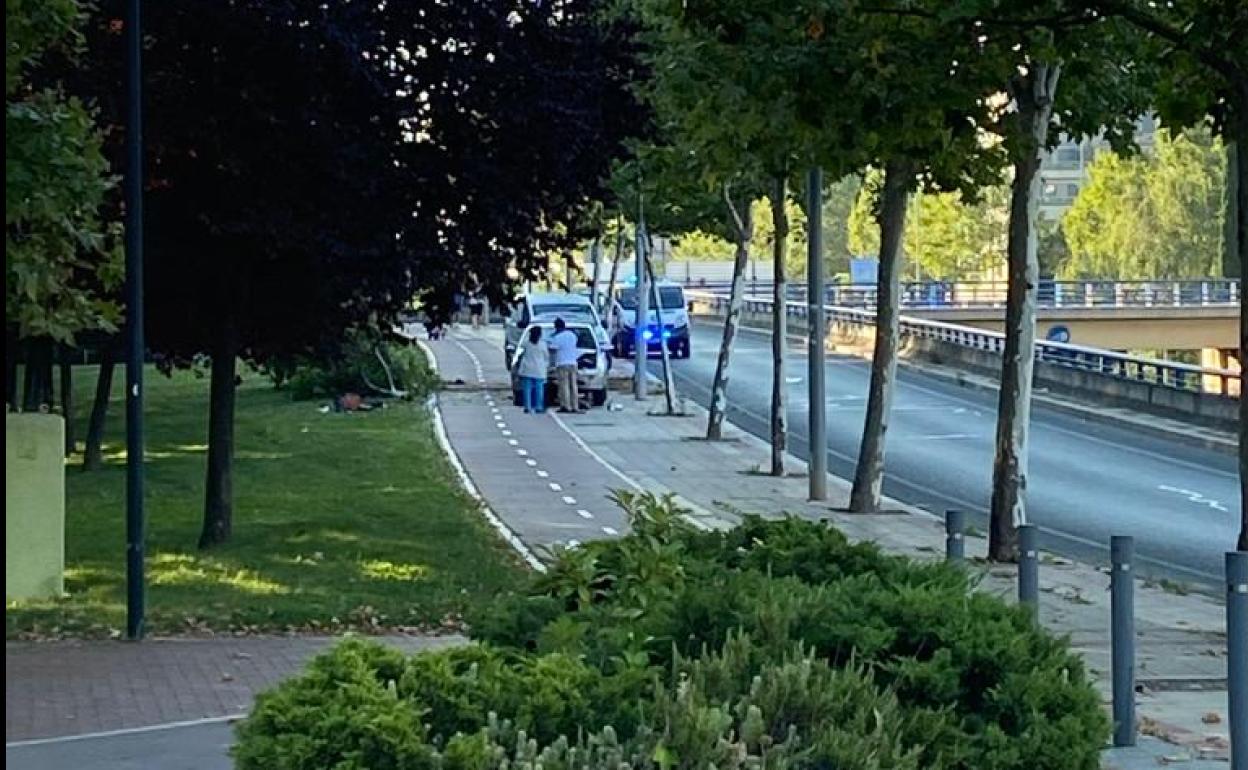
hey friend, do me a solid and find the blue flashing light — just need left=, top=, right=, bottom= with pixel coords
left=661, top=330, right=672, bottom=340
left=642, top=329, right=654, bottom=341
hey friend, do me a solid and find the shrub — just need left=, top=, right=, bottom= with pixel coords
left=239, top=497, right=1108, bottom=770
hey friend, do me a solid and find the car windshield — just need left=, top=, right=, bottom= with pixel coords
left=617, top=287, right=684, bottom=310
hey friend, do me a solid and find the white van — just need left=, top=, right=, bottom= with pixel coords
left=610, top=281, right=690, bottom=358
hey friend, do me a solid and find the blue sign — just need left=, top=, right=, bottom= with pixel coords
left=1046, top=325, right=1071, bottom=343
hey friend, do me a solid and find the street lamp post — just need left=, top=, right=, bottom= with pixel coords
left=124, top=0, right=146, bottom=641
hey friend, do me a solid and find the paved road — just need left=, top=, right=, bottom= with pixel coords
left=659, top=323, right=1240, bottom=585
left=7, top=722, right=232, bottom=770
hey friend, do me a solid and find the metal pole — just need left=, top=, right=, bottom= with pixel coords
left=645, top=253, right=677, bottom=414
left=1111, top=536, right=1136, bottom=747
left=945, top=510, right=965, bottom=562
left=806, top=167, right=827, bottom=501
left=1227, top=552, right=1247, bottom=769
left=124, top=0, right=146, bottom=641
left=634, top=215, right=649, bottom=400
left=1018, top=524, right=1039, bottom=617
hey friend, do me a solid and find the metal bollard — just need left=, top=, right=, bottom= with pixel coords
left=1111, top=536, right=1136, bottom=747
left=1018, top=524, right=1039, bottom=618
left=1228, top=552, right=1247, bottom=769
left=945, top=510, right=965, bottom=562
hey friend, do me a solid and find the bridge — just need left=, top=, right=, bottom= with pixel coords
left=686, top=288, right=1240, bottom=426
left=674, top=278, right=1241, bottom=374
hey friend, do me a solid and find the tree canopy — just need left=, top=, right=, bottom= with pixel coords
left=1062, top=129, right=1227, bottom=279
left=6, top=0, right=120, bottom=344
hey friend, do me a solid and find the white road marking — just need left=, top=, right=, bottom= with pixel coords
left=549, top=482, right=562, bottom=491
left=501, top=430, right=512, bottom=437
left=562, top=495, right=577, bottom=505
left=577, top=509, right=594, bottom=519
left=1157, top=484, right=1229, bottom=513
left=507, top=439, right=519, bottom=446
left=5, top=715, right=248, bottom=748
left=602, top=526, right=619, bottom=536
left=536, top=470, right=549, bottom=478
left=516, top=449, right=529, bottom=456
left=525, top=459, right=538, bottom=467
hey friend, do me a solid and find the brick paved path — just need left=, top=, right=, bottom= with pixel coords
left=6, top=634, right=460, bottom=743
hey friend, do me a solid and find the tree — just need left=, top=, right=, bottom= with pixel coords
left=850, top=177, right=1010, bottom=280
left=75, top=0, right=639, bottom=547
left=1081, top=0, right=1245, bottom=550
left=1062, top=129, right=1227, bottom=279
left=6, top=0, right=120, bottom=413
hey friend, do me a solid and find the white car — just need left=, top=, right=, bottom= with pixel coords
left=509, top=322, right=609, bottom=408
left=503, top=292, right=610, bottom=367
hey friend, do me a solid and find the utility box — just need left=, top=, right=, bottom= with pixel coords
left=6, top=413, right=65, bottom=601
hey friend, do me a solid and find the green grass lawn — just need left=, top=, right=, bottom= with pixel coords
left=6, top=365, right=525, bottom=638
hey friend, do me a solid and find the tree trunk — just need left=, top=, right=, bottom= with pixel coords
left=22, top=337, right=54, bottom=411
left=5, top=325, right=17, bottom=410
left=1224, top=141, right=1240, bottom=279
left=60, top=353, right=75, bottom=455
left=770, top=176, right=789, bottom=476
left=849, top=158, right=912, bottom=512
left=1233, top=89, right=1247, bottom=552
left=606, top=215, right=625, bottom=320
left=646, top=252, right=678, bottom=414
left=707, top=186, right=753, bottom=440
left=199, top=314, right=238, bottom=549
left=988, top=63, right=1061, bottom=561
left=83, top=344, right=116, bottom=472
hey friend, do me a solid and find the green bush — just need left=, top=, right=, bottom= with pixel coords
left=237, top=496, right=1108, bottom=770
left=471, top=496, right=1109, bottom=770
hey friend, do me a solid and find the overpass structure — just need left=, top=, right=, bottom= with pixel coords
left=686, top=288, right=1240, bottom=425
left=676, top=278, right=1241, bottom=374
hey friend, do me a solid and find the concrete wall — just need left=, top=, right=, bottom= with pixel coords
left=692, top=301, right=1239, bottom=429
left=6, top=414, right=65, bottom=601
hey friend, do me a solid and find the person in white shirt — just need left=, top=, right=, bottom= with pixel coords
left=512, top=325, right=550, bottom=413
left=549, top=317, right=582, bottom=413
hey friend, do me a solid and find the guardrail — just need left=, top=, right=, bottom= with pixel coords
left=688, top=290, right=1242, bottom=398
left=675, top=279, right=1241, bottom=310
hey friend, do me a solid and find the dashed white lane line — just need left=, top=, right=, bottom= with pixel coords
left=577, top=509, right=594, bottom=519
left=525, top=459, right=538, bottom=467
left=562, top=496, right=577, bottom=505
left=602, top=526, right=619, bottom=536
left=516, top=449, right=529, bottom=456
left=507, top=439, right=519, bottom=446
left=501, top=430, right=512, bottom=437
left=549, top=482, right=562, bottom=492
left=536, top=470, right=549, bottom=478
left=567, top=539, right=581, bottom=548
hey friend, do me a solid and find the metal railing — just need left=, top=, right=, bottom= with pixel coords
left=688, top=290, right=1242, bottom=397
left=674, top=278, right=1240, bottom=311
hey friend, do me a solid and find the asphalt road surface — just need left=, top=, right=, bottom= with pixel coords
left=655, top=323, right=1240, bottom=586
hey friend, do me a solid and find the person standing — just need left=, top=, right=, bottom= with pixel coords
left=512, top=325, right=549, bottom=414
left=468, top=288, right=486, bottom=330
left=550, top=317, right=581, bottom=413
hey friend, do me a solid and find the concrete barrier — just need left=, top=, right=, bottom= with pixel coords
left=6, top=413, right=66, bottom=601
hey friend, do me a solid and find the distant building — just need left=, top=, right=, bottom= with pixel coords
left=1038, top=114, right=1158, bottom=219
